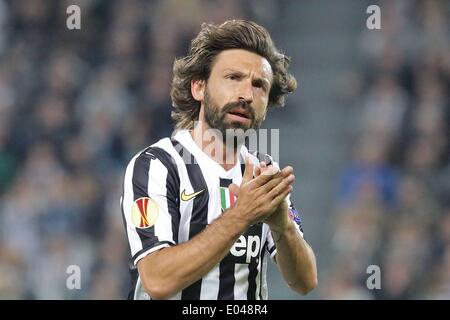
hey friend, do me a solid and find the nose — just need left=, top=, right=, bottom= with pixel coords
left=238, top=79, right=254, bottom=104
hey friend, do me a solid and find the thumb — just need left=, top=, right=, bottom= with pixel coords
left=242, top=155, right=254, bottom=184
left=228, top=183, right=240, bottom=198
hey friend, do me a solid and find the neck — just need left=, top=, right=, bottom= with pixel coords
left=191, top=121, right=242, bottom=171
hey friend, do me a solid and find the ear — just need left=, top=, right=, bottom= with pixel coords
left=191, top=79, right=205, bottom=102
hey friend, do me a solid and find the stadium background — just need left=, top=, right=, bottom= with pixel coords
left=0, top=0, right=448, bottom=299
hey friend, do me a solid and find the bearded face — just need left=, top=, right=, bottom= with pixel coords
left=193, top=49, right=272, bottom=142
left=203, top=87, right=264, bottom=137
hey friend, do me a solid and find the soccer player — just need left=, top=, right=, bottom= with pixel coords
left=121, top=20, right=317, bottom=300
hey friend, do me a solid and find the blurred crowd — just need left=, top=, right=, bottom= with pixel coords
left=0, top=0, right=448, bottom=299
left=0, top=0, right=267, bottom=299
left=325, top=0, right=449, bottom=299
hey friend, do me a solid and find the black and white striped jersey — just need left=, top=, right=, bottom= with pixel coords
left=120, top=129, right=304, bottom=300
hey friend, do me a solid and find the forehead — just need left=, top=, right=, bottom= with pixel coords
left=211, top=49, right=273, bottom=81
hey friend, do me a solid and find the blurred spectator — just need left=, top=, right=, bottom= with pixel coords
left=326, top=0, right=449, bottom=300
left=337, top=134, right=398, bottom=209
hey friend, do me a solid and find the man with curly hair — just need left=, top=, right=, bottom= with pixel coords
left=121, top=20, right=317, bottom=300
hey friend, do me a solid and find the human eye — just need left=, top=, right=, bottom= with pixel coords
left=253, top=79, right=267, bottom=91
left=226, top=73, right=241, bottom=81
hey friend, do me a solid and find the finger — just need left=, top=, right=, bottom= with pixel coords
left=261, top=165, right=279, bottom=176
left=259, top=174, right=284, bottom=193
left=228, top=183, right=240, bottom=197
left=256, top=161, right=266, bottom=177
left=270, top=185, right=293, bottom=208
left=252, top=167, right=280, bottom=188
left=280, top=166, right=294, bottom=178
left=264, top=165, right=293, bottom=178
left=255, top=166, right=261, bottom=177
left=242, top=155, right=254, bottom=184
left=253, top=166, right=287, bottom=189
left=266, top=174, right=295, bottom=199
left=260, top=162, right=272, bottom=175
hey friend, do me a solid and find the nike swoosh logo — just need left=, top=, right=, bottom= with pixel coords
left=181, top=189, right=205, bottom=201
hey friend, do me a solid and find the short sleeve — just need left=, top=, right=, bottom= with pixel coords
left=121, top=148, right=180, bottom=265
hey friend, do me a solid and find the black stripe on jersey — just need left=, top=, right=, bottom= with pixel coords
left=172, top=139, right=210, bottom=300
left=132, top=152, right=152, bottom=200
left=259, top=241, right=267, bottom=300
left=218, top=178, right=235, bottom=300
left=132, top=153, right=157, bottom=249
left=246, top=223, right=263, bottom=300
left=247, top=256, right=259, bottom=300
left=239, top=153, right=245, bottom=176
left=219, top=179, right=230, bottom=188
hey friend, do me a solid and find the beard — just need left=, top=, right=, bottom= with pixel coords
left=203, top=88, right=263, bottom=144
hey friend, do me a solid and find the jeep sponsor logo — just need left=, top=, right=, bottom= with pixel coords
left=230, top=235, right=261, bottom=264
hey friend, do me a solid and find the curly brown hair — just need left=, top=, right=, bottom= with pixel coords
left=171, top=20, right=297, bottom=130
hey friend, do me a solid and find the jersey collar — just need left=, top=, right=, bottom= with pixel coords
left=173, top=129, right=247, bottom=178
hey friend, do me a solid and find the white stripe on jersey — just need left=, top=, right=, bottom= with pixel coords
left=148, top=159, right=175, bottom=248
left=260, top=253, right=269, bottom=300
left=234, top=263, right=250, bottom=300
left=255, top=259, right=261, bottom=300
left=199, top=266, right=220, bottom=300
